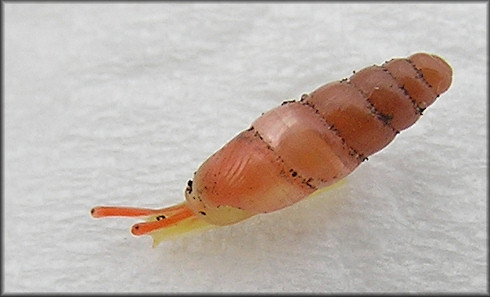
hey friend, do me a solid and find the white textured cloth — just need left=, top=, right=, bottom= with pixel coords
left=4, top=3, right=487, bottom=293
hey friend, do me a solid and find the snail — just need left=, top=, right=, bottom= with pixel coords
left=91, top=52, right=452, bottom=247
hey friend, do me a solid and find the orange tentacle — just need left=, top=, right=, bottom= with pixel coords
left=91, top=206, right=161, bottom=218
left=131, top=207, right=195, bottom=236
left=91, top=203, right=187, bottom=218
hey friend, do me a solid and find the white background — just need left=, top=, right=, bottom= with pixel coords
left=4, top=3, right=487, bottom=293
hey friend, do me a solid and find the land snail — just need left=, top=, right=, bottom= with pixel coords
left=91, top=52, right=453, bottom=247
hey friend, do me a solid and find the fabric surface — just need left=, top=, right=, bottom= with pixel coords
left=4, top=3, right=487, bottom=293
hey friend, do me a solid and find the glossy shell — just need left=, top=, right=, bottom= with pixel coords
left=185, top=52, right=452, bottom=224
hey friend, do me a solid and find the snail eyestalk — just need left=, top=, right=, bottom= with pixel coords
left=91, top=206, right=166, bottom=218
left=91, top=202, right=216, bottom=247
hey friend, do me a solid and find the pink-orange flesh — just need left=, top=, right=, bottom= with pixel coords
left=190, top=129, right=317, bottom=213
left=252, top=101, right=361, bottom=187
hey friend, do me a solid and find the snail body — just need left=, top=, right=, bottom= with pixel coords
left=92, top=52, right=452, bottom=246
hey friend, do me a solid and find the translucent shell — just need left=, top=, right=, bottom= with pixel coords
left=348, top=65, right=419, bottom=131
left=91, top=52, right=453, bottom=246
left=407, top=52, right=452, bottom=95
